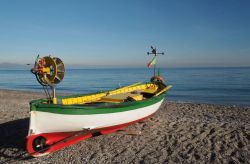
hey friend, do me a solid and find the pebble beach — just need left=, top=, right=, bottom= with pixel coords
left=0, top=89, right=249, bottom=163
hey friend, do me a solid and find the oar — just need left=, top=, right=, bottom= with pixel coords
left=154, top=85, right=172, bottom=97
left=108, top=82, right=142, bottom=94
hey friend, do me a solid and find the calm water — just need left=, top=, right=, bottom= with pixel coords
left=0, top=67, right=249, bottom=106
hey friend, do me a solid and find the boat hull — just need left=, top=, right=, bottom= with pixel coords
left=26, top=111, right=157, bottom=157
left=27, top=96, right=165, bottom=156
left=29, top=99, right=164, bottom=134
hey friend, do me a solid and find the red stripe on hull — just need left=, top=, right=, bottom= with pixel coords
left=27, top=112, right=157, bottom=157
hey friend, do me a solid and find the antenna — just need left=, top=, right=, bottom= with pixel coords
left=147, top=46, right=164, bottom=76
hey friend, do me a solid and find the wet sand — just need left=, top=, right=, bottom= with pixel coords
left=0, top=89, right=249, bottom=163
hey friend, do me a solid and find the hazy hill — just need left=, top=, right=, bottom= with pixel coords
left=0, top=63, right=30, bottom=69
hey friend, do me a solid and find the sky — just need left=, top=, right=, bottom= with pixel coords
left=0, top=0, right=249, bottom=68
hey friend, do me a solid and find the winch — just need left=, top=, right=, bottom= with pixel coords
left=31, top=55, right=65, bottom=104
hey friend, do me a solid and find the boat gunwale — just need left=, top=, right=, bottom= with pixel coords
left=29, top=81, right=172, bottom=115
left=30, top=93, right=167, bottom=115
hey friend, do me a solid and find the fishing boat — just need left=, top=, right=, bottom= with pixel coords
left=27, top=47, right=172, bottom=157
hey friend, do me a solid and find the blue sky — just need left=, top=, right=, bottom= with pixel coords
left=0, top=0, right=249, bottom=68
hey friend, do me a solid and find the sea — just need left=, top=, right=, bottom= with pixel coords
left=0, top=67, right=249, bottom=106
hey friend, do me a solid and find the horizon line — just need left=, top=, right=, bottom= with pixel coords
left=0, top=65, right=249, bottom=70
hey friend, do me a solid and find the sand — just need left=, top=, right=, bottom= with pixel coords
left=0, top=89, right=249, bottom=163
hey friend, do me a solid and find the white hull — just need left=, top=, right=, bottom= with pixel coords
left=29, top=99, right=164, bottom=135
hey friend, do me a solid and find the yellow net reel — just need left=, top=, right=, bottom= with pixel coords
left=31, top=55, right=65, bottom=104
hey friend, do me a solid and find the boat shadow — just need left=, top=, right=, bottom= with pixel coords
left=0, top=118, right=30, bottom=161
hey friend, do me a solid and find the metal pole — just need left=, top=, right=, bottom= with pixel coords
left=53, top=87, right=56, bottom=98
left=52, top=86, right=57, bottom=104
left=154, top=58, right=156, bottom=76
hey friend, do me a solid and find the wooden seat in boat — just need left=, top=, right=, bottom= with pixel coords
left=100, top=93, right=143, bottom=103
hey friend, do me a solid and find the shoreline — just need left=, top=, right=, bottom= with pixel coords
left=0, top=89, right=249, bottom=163
left=1, top=88, right=249, bottom=108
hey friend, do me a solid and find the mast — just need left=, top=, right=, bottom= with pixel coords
left=147, top=46, right=164, bottom=76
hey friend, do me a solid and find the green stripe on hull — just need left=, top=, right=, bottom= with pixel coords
left=30, top=93, right=166, bottom=115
